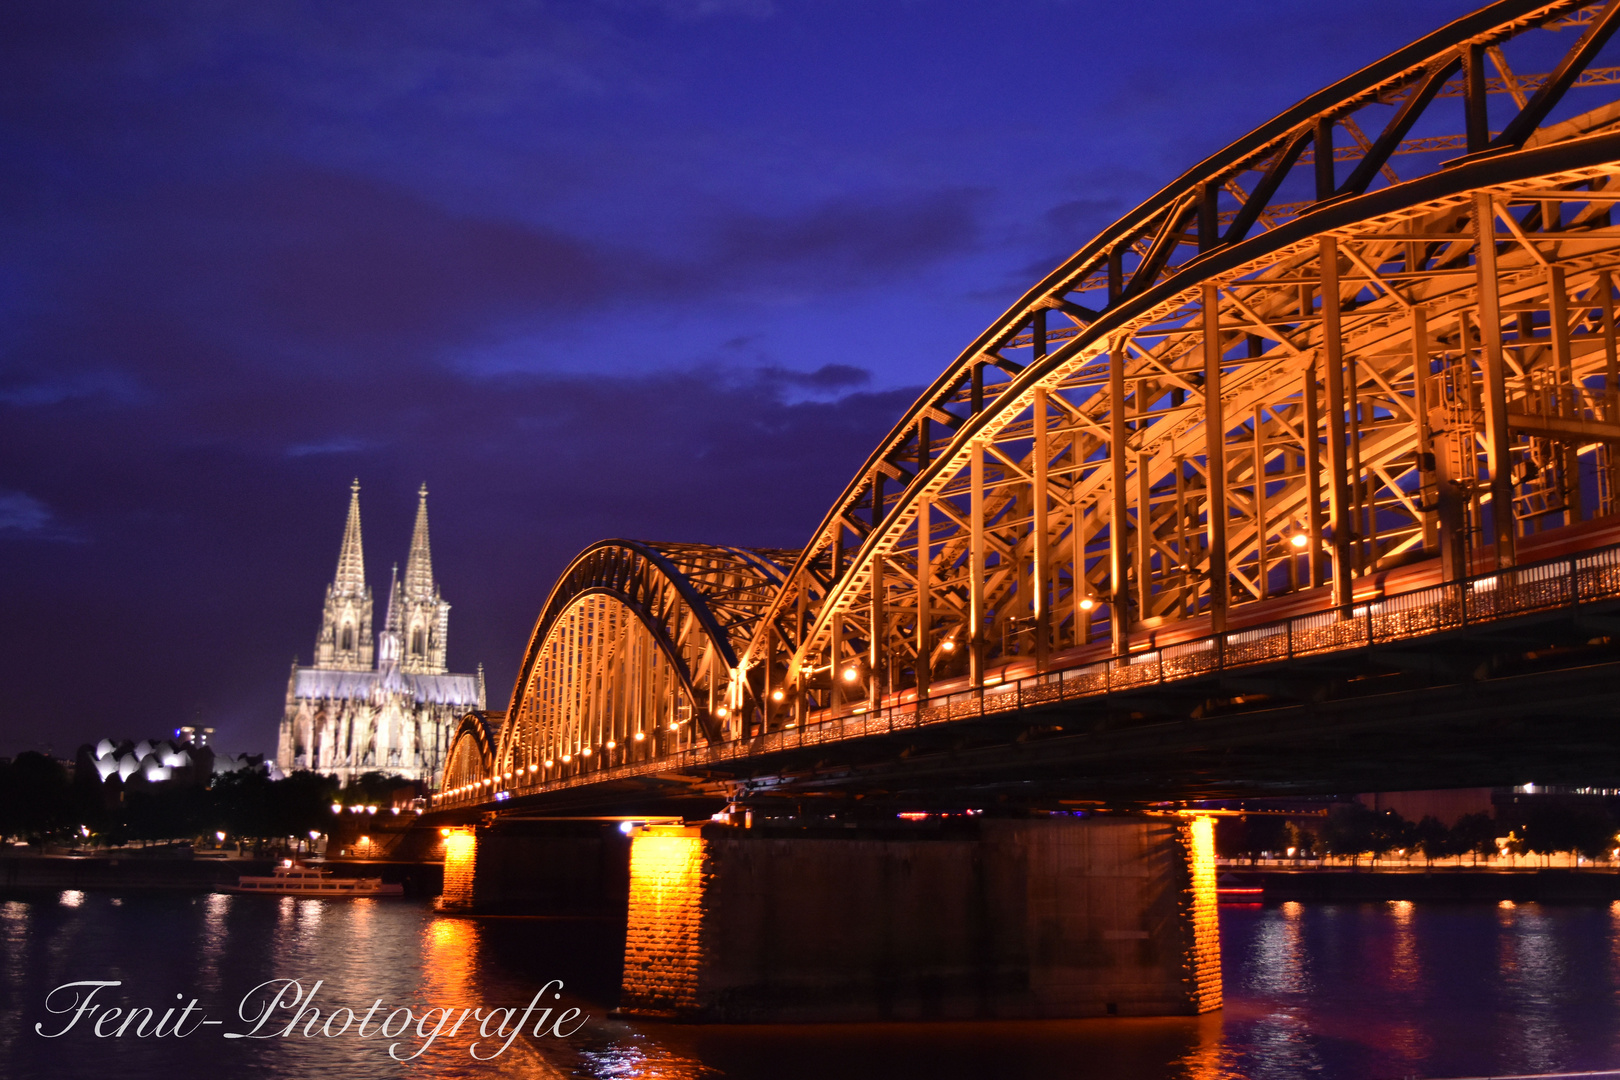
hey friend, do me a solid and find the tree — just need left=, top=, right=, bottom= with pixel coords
left=1451, top=812, right=1500, bottom=866
left=0, top=752, right=72, bottom=843
left=1414, top=815, right=1455, bottom=865
left=1519, top=802, right=1616, bottom=862
left=1321, top=803, right=1413, bottom=862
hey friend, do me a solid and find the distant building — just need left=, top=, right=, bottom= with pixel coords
left=80, top=735, right=266, bottom=787
left=276, top=481, right=483, bottom=787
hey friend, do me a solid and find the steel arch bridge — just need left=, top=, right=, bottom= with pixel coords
left=440, top=0, right=1620, bottom=811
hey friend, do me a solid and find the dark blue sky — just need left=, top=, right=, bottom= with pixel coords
left=0, top=0, right=1469, bottom=756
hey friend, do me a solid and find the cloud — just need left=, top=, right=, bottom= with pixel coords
left=0, top=490, right=51, bottom=533
left=712, top=189, right=985, bottom=290
left=0, top=344, right=920, bottom=751
left=286, top=437, right=374, bottom=458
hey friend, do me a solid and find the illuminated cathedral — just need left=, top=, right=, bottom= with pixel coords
left=276, top=481, right=483, bottom=786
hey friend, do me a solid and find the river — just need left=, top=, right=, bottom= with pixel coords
left=5, top=891, right=1620, bottom=1079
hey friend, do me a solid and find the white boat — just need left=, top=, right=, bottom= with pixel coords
left=228, top=860, right=403, bottom=897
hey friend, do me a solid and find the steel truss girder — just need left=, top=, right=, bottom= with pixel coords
left=440, top=0, right=1620, bottom=805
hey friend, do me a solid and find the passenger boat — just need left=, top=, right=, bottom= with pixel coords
left=228, top=860, right=403, bottom=897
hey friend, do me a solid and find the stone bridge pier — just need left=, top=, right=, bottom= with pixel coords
left=436, top=812, right=1220, bottom=1021
left=617, top=813, right=1220, bottom=1022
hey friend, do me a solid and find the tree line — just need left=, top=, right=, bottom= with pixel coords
left=1218, top=801, right=1620, bottom=863
left=0, top=751, right=366, bottom=848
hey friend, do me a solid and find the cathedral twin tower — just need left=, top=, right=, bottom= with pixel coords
left=276, top=481, right=484, bottom=786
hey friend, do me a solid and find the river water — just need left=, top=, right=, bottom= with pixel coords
left=5, top=891, right=1620, bottom=1079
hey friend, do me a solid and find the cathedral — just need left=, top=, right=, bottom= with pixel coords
left=276, top=481, right=484, bottom=787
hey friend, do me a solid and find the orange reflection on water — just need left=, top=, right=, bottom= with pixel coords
left=1386, top=900, right=1421, bottom=993
left=1173, top=1010, right=1242, bottom=1080
left=421, top=915, right=480, bottom=1004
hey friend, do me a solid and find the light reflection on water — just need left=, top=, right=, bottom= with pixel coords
left=5, top=894, right=1620, bottom=1079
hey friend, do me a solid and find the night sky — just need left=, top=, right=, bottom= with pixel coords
left=0, top=0, right=1471, bottom=757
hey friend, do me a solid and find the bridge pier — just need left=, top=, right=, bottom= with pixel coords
left=619, top=814, right=1220, bottom=1022
left=434, top=819, right=630, bottom=915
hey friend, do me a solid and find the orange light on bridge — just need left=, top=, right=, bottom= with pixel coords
left=529, top=763, right=538, bottom=772
left=544, top=758, right=554, bottom=767
left=1290, top=533, right=1309, bottom=549
left=842, top=667, right=859, bottom=682
left=634, top=732, right=645, bottom=741
left=562, top=754, right=572, bottom=763
left=715, top=706, right=729, bottom=718
left=1079, top=597, right=1095, bottom=611
left=606, top=740, right=617, bottom=750
left=581, top=746, right=592, bottom=757
left=771, top=689, right=785, bottom=702
left=941, top=639, right=956, bottom=652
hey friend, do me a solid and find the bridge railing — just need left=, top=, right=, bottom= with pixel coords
left=441, top=540, right=1620, bottom=806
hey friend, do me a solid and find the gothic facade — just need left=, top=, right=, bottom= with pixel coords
left=277, top=481, right=483, bottom=787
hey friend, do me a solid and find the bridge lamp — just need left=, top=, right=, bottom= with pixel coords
left=504, top=771, right=512, bottom=780
left=1079, top=597, right=1096, bottom=611
left=562, top=754, right=572, bottom=763
left=715, top=705, right=729, bottom=718
left=1289, top=533, right=1310, bottom=549
left=529, top=763, right=538, bottom=772
left=606, top=740, right=617, bottom=750
left=940, top=639, right=956, bottom=652
left=842, top=666, right=860, bottom=682
left=582, top=746, right=593, bottom=757
left=634, top=732, right=645, bottom=741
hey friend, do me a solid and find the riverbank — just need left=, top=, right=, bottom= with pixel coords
left=1221, top=867, right=1620, bottom=902
left=0, top=853, right=443, bottom=895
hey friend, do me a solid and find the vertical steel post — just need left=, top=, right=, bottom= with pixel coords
left=1412, top=306, right=1438, bottom=549
left=1136, top=444, right=1153, bottom=619
left=1548, top=264, right=1581, bottom=524
left=1253, top=404, right=1268, bottom=596
left=970, top=441, right=986, bottom=685
left=1320, top=238, right=1354, bottom=608
left=1033, top=387, right=1051, bottom=670
left=1109, top=342, right=1130, bottom=653
left=869, top=549, right=884, bottom=712
left=1202, top=283, right=1229, bottom=631
left=1305, top=362, right=1323, bottom=587
left=915, top=499, right=931, bottom=700
left=1474, top=191, right=1516, bottom=568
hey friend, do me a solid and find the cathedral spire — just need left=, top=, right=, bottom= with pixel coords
left=314, top=479, right=374, bottom=671
left=333, top=478, right=366, bottom=598
left=397, top=483, right=450, bottom=675
left=403, top=483, right=434, bottom=600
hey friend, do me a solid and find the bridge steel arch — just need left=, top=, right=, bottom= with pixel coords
left=440, top=541, right=790, bottom=801
left=439, top=0, right=1620, bottom=806
left=743, top=0, right=1620, bottom=728
left=441, top=711, right=503, bottom=798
